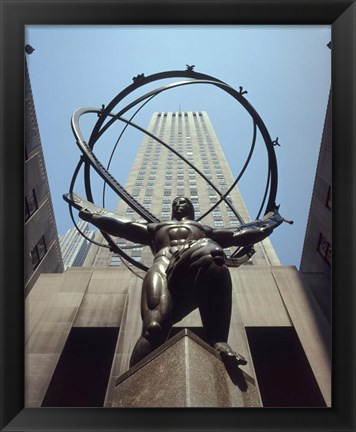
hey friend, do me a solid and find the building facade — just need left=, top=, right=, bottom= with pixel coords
left=84, top=111, right=280, bottom=269
left=60, top=221, right=96, bottom=270
left=300, top=93, right=332, bottom=323
left=25, top=59, right=63, bottom=296
left=25, top=111, right=331, bottom=408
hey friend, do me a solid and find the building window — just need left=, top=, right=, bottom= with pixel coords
left=229, top=220, right=240, bottom=227
left=109, top=255, right=121, bottom=266
left=326, top=186, right=332, bottom=210
left=129, top=256, right=142, bottom=265
left=214, top=220, right=224, bottom=227
left=131, top=247, right=143, bottom=257
left=25, top=189, right=38, bottom=222
left=317, top=233, right=331, bottom=266
left=30, top=236, right=47, bottom=270
left=145, top=188, right=153, bottom=196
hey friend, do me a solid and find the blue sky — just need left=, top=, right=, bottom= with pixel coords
left=25, top=25, right=331, bottom=268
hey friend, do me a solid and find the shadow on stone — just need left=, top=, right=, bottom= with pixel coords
left=221, top=356, right=248, bottom=391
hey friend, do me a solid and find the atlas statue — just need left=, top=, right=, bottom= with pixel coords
left=64, top=68, right=292, bottom=369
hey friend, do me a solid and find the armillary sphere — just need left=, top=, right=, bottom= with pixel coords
left=65, top=68, right=287, bottom=274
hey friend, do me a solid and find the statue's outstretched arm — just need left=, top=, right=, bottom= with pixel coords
left=63, top=192, right=151, bottom=245
left=208, top=207, right=291, bottom=248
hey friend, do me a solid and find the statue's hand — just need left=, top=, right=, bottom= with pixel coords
left=232, top=207, right=292, bottom=247
left=79, top=208, right=98, bottom=222
left=79, top=209, right=92, bottom=222
left=79, top=208, right=108, bottom=224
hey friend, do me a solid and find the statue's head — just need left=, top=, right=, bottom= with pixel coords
left=172, top=196, right=195, bottom=221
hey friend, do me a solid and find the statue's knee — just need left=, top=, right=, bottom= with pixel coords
left=144, top=320, right=162, bottom=340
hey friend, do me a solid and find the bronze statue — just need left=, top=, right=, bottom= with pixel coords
left=75, top=195, right=281, bottom=367
left=65, top=69, right=293, bottom=371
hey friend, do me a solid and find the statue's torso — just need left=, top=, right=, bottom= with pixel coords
left=148, top=220, right=207, bottom=256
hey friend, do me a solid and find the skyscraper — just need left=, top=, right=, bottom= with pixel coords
left=59, top=221, right=96, bottom=270
left=84, top=111, right=280, bottom=269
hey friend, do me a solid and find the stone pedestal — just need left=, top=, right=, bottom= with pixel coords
left=112, top=329, right=261, bottom=407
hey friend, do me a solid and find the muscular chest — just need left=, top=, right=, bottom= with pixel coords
left=153, top=222, right=206, bottom=250
left=168, top=226, right=193, bottom=244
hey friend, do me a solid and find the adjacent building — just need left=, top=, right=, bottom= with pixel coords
left=60, top=221, right=96, bottom=270
left=25, top=58, right=63, bottom=296
left=300, top=93, right=332, bottom=323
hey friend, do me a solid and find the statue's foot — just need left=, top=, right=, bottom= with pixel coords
left=213, top=342, right=247, bottom=366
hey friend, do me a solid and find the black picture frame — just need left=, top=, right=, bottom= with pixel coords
left=1, top=1, right=355, bottom=431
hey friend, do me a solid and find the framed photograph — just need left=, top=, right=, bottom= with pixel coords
left=1, top=1, right=355, bottom=431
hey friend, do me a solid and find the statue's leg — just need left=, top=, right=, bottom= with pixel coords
left=189, top=242, right=247, bottom=365
left=129, top=259, right=173, bottom=367
left=197, top=261, right=232, bottom=345
left=198, top=263, right=247, bottom=365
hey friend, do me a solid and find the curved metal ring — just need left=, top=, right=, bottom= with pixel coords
left=67, top=70, right=279, bottom=270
